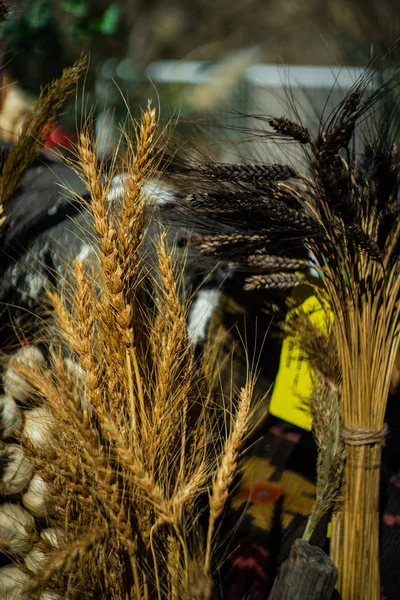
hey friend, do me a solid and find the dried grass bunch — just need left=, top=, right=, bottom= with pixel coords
left=305, top=95, right=400, bottom=600
left=0, top=101, right=257, bottom=600
left=286, top=313, right=344, bottom=544
left=2, top=40, right=400, bottom=599
left=171, top=64, right=400, bottom=600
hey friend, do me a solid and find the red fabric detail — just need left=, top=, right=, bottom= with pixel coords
left=239, top=483, right=284, bottom=504
left=269, top=425, right=301, bottom=444
left=383, top=513, right=400, bottom=527
left=228, top=542, right=274, bottom=600
left=232, top=554, right=269, bottom=581
left=44, top=126, right=75, bottom=150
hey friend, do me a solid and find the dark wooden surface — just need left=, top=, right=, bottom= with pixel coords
left=268, top=538, right=338, bottom=600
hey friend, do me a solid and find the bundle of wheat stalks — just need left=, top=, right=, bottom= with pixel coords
left=170, top=64, right=400, bottom=600
left=291, top=76, right=400, bottom=600
left=0, top=60, right=263, bottom=598
left=1, top=47, right=400, bottom=599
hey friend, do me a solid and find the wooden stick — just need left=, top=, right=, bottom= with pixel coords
left=268, top=539, right=338, bottom=600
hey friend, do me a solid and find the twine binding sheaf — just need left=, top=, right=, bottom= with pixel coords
left=341, top=424, right=388, bottom=446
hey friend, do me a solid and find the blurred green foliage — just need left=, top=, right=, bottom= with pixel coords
left=0, top=0, right=52, bottom=56
left=62, top=1, right=120, bottom=40
left=0, top=0, right=120, bottom=51
left=0, top=0, right=397, bottom=149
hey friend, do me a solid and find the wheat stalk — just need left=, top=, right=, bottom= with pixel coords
left=204, top=379, right=254, bottom=572
left=3, top=91, right=262, bottom=599
left=303, top=373, right=344, bottom=541
left=0, top=57, right=86, bottom=224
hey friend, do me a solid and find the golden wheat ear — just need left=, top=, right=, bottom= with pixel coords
left=0, top=56, right=86, bottom=225
left=0, top=89, right=263, bottom=599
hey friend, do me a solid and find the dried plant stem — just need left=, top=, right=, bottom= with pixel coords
left=167, top=533, right=181, bottom=600
left=326, top=264, right=400, bottom=600
left=303, top=375, right=344, bottom=542
left=129, top=346, right=147, bottom=434
left=131, top=555, right=143, bottom=600
left=119, top=105, right=157, bottom=281
left=204, top=380, right=254, bottom=572
left=25, top=527, right=105, bottom=593
left=0, top=57, right=86, bottom=222
left=150, top=521, right=163, bottom=600
left=331, top=444, right=381, bottom=599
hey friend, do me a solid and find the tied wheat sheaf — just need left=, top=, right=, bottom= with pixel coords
left=0, top=72, right=258, bottom=598
left=171, top=66, right=400, bottom=599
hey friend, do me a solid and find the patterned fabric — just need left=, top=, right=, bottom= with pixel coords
left=380, top=393, right=400, bottom=599
left=225, top=402, right=400, bottom=600
left=225, top=416, right=320, bottom=599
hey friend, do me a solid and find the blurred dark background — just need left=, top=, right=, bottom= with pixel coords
left=3, top=0, right=400, bottom=83
left=0, top=0, right=399, bottom=155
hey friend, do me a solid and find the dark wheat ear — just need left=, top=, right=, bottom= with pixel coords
left=244, top=272, right=303, bottom=290
left=267, top=117, right=311, bottom=144
left=309, top=89, right=370, bottom=229
left=344, top=224, right=382, bottom=261
left=321, top=90, right=363, bottom=150
left=173, top=65, right=400, bottom=279
left=361, top=141, right=400, bottom=214
left=187, top=191, right=320, bottom=234
left=286, top=311, right=340, bottom=385
left=191, top=162, right=297, bottom=184
left=192, top=232, right=272, bottom=255
left=240, top=254, right=309, bottom=271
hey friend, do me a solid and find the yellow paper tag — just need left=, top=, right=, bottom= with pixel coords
left=270, top=291, right=332, bottom=431
left=327, top=521, right=332, bottom=538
